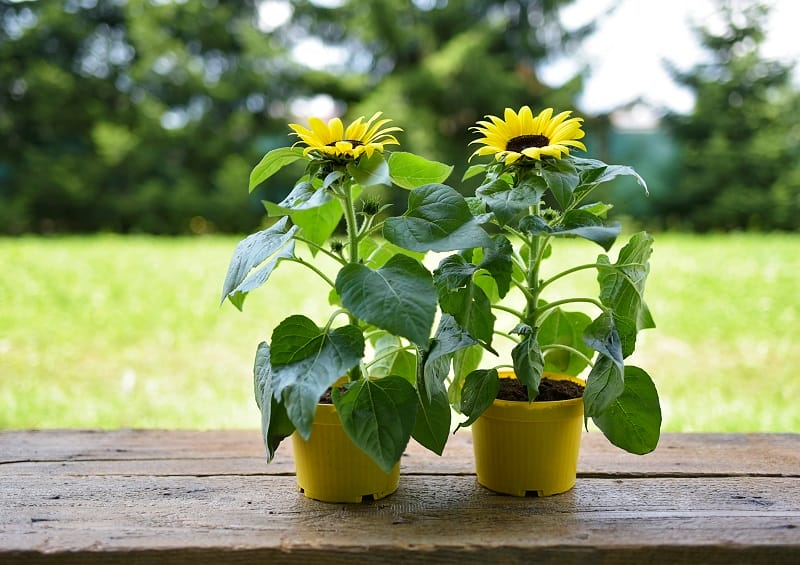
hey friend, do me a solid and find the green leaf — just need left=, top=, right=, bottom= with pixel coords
left=560, top=210, right=621, bottom=251
left=477, top=235, right=513, bottom=298
left=384, top=183, right=492, bottom=252
left=359, top=237, right=425, bottom=269
left=336, top=255, right=436, bottom=346
left=333, top=376, right=418, bottom=473
left=538, top=308, right=593, bottom=375
left=253, top=342, right=295, bottom=461
left=542, top=158, right=579, bottom=209
left=572, top=157, right=649, bottom=194
left=249, top=147, right=305, bottom=192
left=438, top=281, right=495, bottom=347
left=476, top=176, right=546, bottom=226
left=592, top=366, right=661, bottom=454
left=269, top=315, right=326, bottom=366
left=369, top=332, right=402, bottom=378
left=425, top=314, right=478, bottom=367
left=434, top=254, right=478, bottom=291
left=348, top=152, right=390, bottom=188
left=448, top=344, right=484, bottom=412
left=519, top=210, right=620, bottom=252
left=412, top=370, right=451, bottom=455
left=462, top=163, right=487, bottom=181
left=597, top=232, right=654, bottom=357
left=263, top=179, right=331, bottom=215
left=458, top=369, right=500, bottom=429
left=388, top=151, right=453, bottom=189
left=270, top=318, right=365, bottom=439
left=220, top=217, right=298, bottom=309
left=290, top=198, right=343, bottom=250
left=583, top=355, right=625, bottom=418
left=583, top=311, right=624, bottom=369
left=511, top=335, right=544, bottom=398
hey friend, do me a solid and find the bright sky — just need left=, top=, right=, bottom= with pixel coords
left=542, top=0, right=800, bottom=116
left=260, top=0, right=800, bottom=122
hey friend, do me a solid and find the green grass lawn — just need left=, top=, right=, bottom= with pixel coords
left=1, top=233, right=799, bottom=432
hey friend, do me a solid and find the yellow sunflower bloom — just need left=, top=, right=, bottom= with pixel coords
left=470, top=106, right=587, bottom=165
left=289, top=112, right=402, bottom=160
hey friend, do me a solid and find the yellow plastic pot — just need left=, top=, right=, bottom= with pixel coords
left=291, top=403, right=400, bottom=503
left=471, top=372, right=584, bottom=497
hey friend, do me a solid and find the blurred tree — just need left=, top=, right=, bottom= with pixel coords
left=661, top=1, right=800, bottom=231
left=0, top=0, right=591, bottom=233
left=0, top=0, right=305, bottom=233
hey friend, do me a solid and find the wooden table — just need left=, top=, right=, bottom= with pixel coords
left=1, top=430, right=798, bottom=563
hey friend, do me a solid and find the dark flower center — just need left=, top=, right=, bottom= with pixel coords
left=506, top=134, right=549, bottom=153
left=327, top=139, right=363, bottom=147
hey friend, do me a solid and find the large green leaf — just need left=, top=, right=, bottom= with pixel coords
left=220, top=217, right=298, bottom=310
left=597, top=232, right=654, bottom=357
left=542, top=158, right=579, bottom=209
left=458, top=369, right=500, bottom=429
left=253, top=342, right=295, bottom=461
left=424, top=314, right=478, bottom=396
left=336, top=255, right=436, bottom=346
left=412, top=370, right=451, bottom=455
left=347, top=152, right=390, bottom=188
left=476, top=176, right=546, bottom=226
left=286, top=198, right=343, bottom=251
left=332, top=376, right=418, bottom=473
left=477, top=235, right=513, bottom=298
left=269, top=317, right=365, bottom=439
left=388, top=151, right=453, bottom=189
left=249, top=147, right=306, bottom=192
left=519, top=210, right=620, bottom=251
left=438, top=281, right=495, bottom=347
left=583, top=355, right=625, bottom=418
left=511, top=335, right=544, bottom=397
left=434, top=254, right=478, bottom=291
left=384, top=183, right=491, bottom=252
left=592, top=366, right=661, bottom=454
left=538, top=308, right=593, bottom=375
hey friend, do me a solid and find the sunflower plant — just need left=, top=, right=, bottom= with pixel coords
left=220, top=112, right=477, bottom=472
left=392, top=106, right=661, bottom=455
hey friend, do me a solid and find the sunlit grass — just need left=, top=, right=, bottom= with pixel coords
left=1, top=233, right=798, bottom=432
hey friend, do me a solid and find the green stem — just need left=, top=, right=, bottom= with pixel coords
left=287, top=258, right=336, bottom=289
left=293, top=235, right=347, bottom=266
left=542, top=344, right=595, bottom=367
left=338, top=177, right=362, bottom=382
left=534, top=297, right=605, bottom=318
left=538, top=262, right=601, bottom=293
left=510, top=278, right=536, bottom=302
left=491, top=303, right=526, bottom=320
left=494, top=330, right=522, bottom=344
left=365, top=345, right=415, bottom=370
left=341, top=179, right=360, bottom=265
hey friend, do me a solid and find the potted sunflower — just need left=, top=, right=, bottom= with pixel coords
left=388, top=106, right=661, bottom=496
left=220, top=112, right=469, bottom=502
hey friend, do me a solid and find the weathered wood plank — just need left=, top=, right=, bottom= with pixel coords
left=1, top=474, right=798, bottom=564
left=2, top=430, right=799, bottom=477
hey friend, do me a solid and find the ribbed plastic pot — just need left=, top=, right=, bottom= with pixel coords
left=471, top=372, right=584, bottom=497
left=291, top=403, right=400, bottom=503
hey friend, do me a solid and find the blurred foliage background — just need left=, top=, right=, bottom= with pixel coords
left=2, top=0, right=798, bottom=235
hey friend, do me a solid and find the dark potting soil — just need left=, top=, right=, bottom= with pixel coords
left=318, top=388, right=336, bottom=404
left=496, top=377, right=584, bottom=402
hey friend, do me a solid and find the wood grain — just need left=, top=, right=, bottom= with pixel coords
left=1, top=430, right=798, bottom=564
